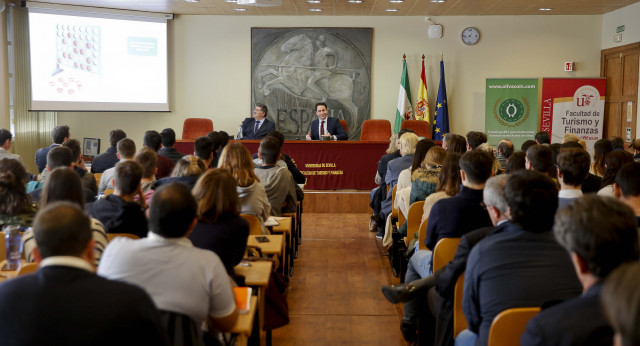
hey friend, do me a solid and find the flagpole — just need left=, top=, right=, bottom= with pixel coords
left=441, top=51, right=443, bottom=61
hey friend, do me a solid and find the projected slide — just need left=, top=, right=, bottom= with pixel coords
left=29, top=11, right=169, bottom=111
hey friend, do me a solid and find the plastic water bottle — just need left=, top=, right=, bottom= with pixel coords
left=237, top=124, right=243, bottom=140
left=98, top=192, right=105, bottom=200
left=4, top=226, right=23, bottom=270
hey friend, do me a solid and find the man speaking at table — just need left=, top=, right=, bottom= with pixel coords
left=306, top=102, right=348, bottom=141
left=240, top=104, right=276, bottom=140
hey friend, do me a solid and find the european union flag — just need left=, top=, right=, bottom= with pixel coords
left=432, top=60, right=449, bottom=141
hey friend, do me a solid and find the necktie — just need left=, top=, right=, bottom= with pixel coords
left=320, top=120, right=325, bottom=136
left=254, top=121, right=260, bottom=135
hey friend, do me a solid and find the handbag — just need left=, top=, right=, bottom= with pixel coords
left=264, top=270, right=290, bottom=330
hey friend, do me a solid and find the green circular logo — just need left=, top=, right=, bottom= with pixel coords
left=498, top=99, right=525, bottom=123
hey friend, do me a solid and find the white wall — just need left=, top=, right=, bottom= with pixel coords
left=602, top=2, right=640, bottom=136
left=56, top=15, right=603, bottom=152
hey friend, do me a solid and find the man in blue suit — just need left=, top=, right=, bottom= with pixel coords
left=0, top=201, right=168, bottom=346
left=521, top=195, right=639, bottom=346
left=306, top=102, right=348, bottom=140
left=241, top=104, right=276, bottom=140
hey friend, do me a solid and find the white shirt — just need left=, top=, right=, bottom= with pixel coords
left=558, top=189, right=584, bottom=199
left=98, top=232, right=235, bottom=324
left=40, top=256, right=95, bottom=272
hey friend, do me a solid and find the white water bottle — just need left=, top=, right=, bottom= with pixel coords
left=4, top=225, right=23, bottom=270
left=237, top=124, right=243, bottom=140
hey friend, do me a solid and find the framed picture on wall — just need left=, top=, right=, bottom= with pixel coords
left=251, top=27, right=372, bottom=140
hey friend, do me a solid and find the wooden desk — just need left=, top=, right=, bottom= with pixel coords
left=231, top=296, right=258, bottom=346
left=247, top=235, right=284, bottom=257
left=269, top=217, right=293, bottom=276
left=234, top=261, right=273, bottom=346
left=175, top=140, right=389, bottom=190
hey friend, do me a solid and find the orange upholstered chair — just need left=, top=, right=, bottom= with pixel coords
left=182, top=118, right=213, bottom=140
left=339, top=119, right=348, bottom=135
left=401, top=120, right=430, bottom=138
left=360, top=120, right=392, bottom=141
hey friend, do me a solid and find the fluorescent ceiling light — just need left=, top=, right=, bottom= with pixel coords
left=309, top=8, right=323, bottom=11
left=538, top=8, right=552, bottom=11
left=385, top=8, right=398, bottom=11
left=233, top=7, right=248, bottom=10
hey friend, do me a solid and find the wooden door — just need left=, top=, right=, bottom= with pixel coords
left=601, top=43, right=639, bottom=145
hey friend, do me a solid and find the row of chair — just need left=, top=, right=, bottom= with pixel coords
left=381, top=191, right=541, bottom=345
left=180, top=117, right=431, bottom=141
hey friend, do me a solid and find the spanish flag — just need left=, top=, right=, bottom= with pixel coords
left=415, top=55, right=429, bottom=123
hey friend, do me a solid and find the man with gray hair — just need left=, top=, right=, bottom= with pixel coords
left=382, top=174, right=510, bottom=344
left=522, top=195, right=639, bottom=345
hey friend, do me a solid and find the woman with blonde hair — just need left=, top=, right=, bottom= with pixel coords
left=153, top=155, right=206, bottom=190
left=476, top=142, right=501, bottom=175
left=190, top=169, right=249, bottom=276
left=218, top=143, right=270, bottom=227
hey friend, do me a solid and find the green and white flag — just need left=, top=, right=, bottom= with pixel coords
left=395, top=57, right=413, bottom=133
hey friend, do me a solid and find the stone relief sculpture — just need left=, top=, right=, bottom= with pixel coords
left=252, top=28, right=372, bottom=140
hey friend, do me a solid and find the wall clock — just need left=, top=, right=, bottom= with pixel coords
left=461, top=27, right=480, bottom=45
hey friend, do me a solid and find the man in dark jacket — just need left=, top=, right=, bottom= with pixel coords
left=91, top=129, right=126, bottom=174
left=86, top=161, right=147, bottom=238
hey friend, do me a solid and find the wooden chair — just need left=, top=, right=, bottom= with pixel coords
left=401, top=120, right=430, bottom=138
left=0, top=231, right=5, bottom=262
left=106, top=233, right=140, bottom=242
left=17, top=262, right=38, bottom=276
left=360, top=119, right=392, bottom=141
left=488, top=307, right=541, bottom=346
left=453, top=273, right=467, bottom=338
left=182, top=118, right=213, bottom=140
left=94, top=172, right=103, bottom=189
left=432, top=237, right=461, bottom=272
left=339, top=119, right=348, bottom=135
left=404, top=201, right=425, bottom=246
left=390, top=185, right=399, bottom=227
left=103, top=189, right=115, bottom=196
left=240, top=214, right=263, bottom=235
left=418, top=217, right=429, bottom=251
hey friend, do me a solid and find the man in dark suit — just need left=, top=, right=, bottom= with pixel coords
left=143, top=130, right=174, bottom=179
left=305, top=102, right=348, bottom=140
left=241, top=104, right=276, bottom=140
left=458, top=171, right=583, bottom=346
left=91, top=129, right=126, bottom=174
left=613, top=162, right=640, bottom=225
left=521, top=195, right=639, bottom=346
left=0, top=201, right=168, bottom=346
left=35, top=125, right=69, bottom=173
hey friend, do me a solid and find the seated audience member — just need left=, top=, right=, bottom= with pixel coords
left=98, top=183, right=238, bottom=337
left=598, top=151, right=634, bottom=197
left=218, top=131, right=230, bottom=154
left=158, top=128, right=185, bottom=163
left=0, top=159, right=37, bottom=228
left=446, top=134, right=467, bottom=155
left=535, top=130, right=551, bottom=145
left=379, top=132, right=419, bottom=240
left=562, top=141, right=602, bottom=194
left=29, top=147, right=96, bottom=204
left=591, top=138, right=613, bottom=177
left=505, top=151, right=526, bottom=173
left=0, top=129, right=21, bottom=162
left=252, top=131, right=306, bottom=184
left=563, top=133, right=586, bottom=149
left=0, top=202, right=168, bottom=346
left=254, top=137, right=297, bottom=216
left=441, top=133, right=453, bottom=150
left=241, top=103, right=276, bottom=140
left=496, top=139, right=514, bottom=171
left=98, top=138, right=136, bottom=193
left=218, top=143, right=270, bottom=230
left=613, top=162, right=640, bottom=225
left=190, top=169, right=250, bottom=276
left=520, top=139, right=537, bottom=153
left=135, top=147, right=158, bottom=205
left=87, top=161, right=148, bottom=238
left=466, top=131, right=487, bottom=151
left=610, top=136, right=625, bottom=151
left=526, top=144, right=555, bottom=178
left=391, top=174, right=508, bottom=344
left=23, top=167, right=108, bottom=267
left=91, top=129, right=126, bottom=173
left=458, top=170, right=582, bottom=346
left=476, top=143, right=501, bottom=175
left=35, top=125, right=69, bottom=173
left=143, top=130, right=174, bottom=179
left=556, top=148, right=590, bottom=209
left=549, top=143, right=562, bottom=164
left=631, top=138, right=640, bottom=162
left=63, top=139, right=97, bottom=195
left=206, top=131, right=224, bottom=168
left=194, top=136, right=215, bottom=168
left=154, top=155, right=206, bottom=191
left=601, top=262, right=640, bottom=346
left=395, top=139, right=436, bottom=220
left=421, top=152, right=462, bottom=223
left=522, top=195, right=639, bottom=346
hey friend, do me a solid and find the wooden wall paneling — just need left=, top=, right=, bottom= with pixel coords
left=303, top=191, right=371, bottom=213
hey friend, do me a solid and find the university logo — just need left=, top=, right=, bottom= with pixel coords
left=493, top=97, right=530, bottom=128
left=574, top=85, right=600, bottom=108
